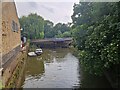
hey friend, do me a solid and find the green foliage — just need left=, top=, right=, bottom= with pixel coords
left=72, top=24, right=88, bottom=50
left=72, top=2, right=120, bottom=75
left=19, top=13, right=44, bottom=39
left=62, top=31, right=71, bottom=38
left=44, top=21, right=71, bottom=38
left=40, top=32, right=44, bottom=39
left=44, top=20, right=54, bottom=38
left=20, top=13, right=72, bottom=39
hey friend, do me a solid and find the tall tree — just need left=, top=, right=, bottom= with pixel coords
left=44, top=20, right=54, bottom=38
left=72, top=2, right=120, bottom=75
left=19, top=13, right=44, bottom=39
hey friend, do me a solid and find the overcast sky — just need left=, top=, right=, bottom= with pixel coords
left=15, top=1, right=79, bottom=25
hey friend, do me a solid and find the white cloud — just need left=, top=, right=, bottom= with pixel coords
left=3, top=0, right=120, bottom=2
left=14, top=0, right=79, bottom=3
left=15, top=2, right=75, bottom=24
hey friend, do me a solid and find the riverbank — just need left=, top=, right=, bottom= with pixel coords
left=4, top=44, right=116, bottom=88
left=73, top=47, right=119, bottom=88
left=19, top=45, right=112, bottom=88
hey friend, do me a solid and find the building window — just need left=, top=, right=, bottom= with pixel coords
left=15, top=23, right=18, bottom=32
left=11, top=20, right=18, bottom=32
left=12, top=20, right=15, bottom=32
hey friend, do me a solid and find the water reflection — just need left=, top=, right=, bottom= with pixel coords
left=80, top=69, right=112, bottom=88
left=22, top=48, right=80, bottom=88
left=21, top=48, right=111, bottom=88
left=26, top=57, right=44, bottom=77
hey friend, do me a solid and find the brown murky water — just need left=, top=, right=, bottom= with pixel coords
left=21, top=48, right=111, bottom=88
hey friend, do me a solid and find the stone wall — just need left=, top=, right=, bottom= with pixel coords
left=0, top=1, right=2, bottom=70
left=2, top=45, right=20, bottom=69
left=1, top=2, right=21, bottom=87
left=2, top=2, right=21, bottom=56
left=2, top=52, right=21, bottom=87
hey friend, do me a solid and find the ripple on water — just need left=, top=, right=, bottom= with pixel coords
left=22, top=48, right=80, bottom=88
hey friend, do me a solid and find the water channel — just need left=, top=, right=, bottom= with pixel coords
left=21, top=48, right=112, bottom=88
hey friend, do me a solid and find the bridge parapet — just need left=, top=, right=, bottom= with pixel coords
left=31, top=38, right=72, bottom=43
left=30, top=38, right=73, bottom=48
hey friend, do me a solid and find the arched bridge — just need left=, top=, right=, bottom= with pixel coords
left=30, top=38, right=73, bottom=48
